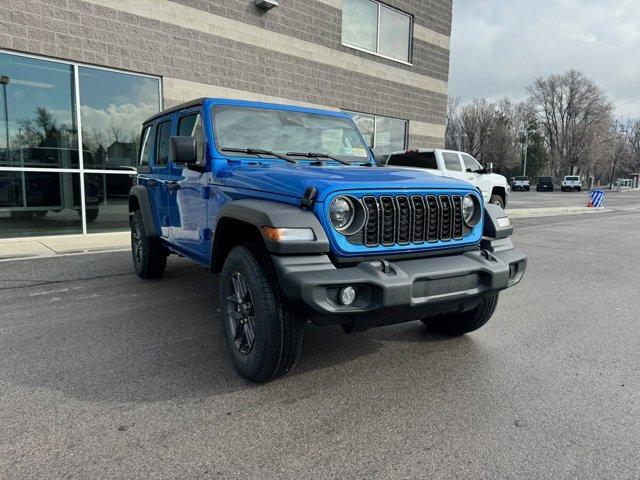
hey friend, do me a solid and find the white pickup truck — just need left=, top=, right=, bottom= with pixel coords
left=385, top=149, right=510, bottom=208
left=561, top=175, right=582, bottom=192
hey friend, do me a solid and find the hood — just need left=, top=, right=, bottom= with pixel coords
left=487, top=173, right=508, bottom=186
left=222, top=163, right=475, bottom=201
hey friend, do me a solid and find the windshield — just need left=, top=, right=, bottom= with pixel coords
left=539, top=177, right=552, bottom=182
left=566, top=176, right=579, bottom=181
left=515, top=176, right=528, bottom=181
left=212, top=106, right=371, bottom=163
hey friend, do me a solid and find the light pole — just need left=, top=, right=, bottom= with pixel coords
left=0, top=75, right=9, bottom=155
left=522, top=129, right=534, bottom=177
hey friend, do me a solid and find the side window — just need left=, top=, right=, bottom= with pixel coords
left=139, top=125, right=155, bottom=167
left=443, top=152, right=462, bottom=171
left=155, top=120, right=172, bottom=166
left=177, top=113, right=205, bottom=165
left=461, top=154, right=482, bottom=172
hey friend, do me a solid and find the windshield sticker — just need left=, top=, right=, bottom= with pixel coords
left=352, top=148, right=368, bottom=157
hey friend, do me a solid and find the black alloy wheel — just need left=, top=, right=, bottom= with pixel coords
left=226, top=272, right=257, bottom=355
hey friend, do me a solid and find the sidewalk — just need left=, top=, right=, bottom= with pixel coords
left=507, top=206, right=610, bottom=218
left=0, top=232, right=130, bottom=261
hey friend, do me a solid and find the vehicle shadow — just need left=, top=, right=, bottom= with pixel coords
left=3, top=259, right=484, bottom=404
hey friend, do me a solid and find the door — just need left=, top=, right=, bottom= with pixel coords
left=440, top=151, right=469, bottom=184
left=150, top=120, right=172, bottom=239
left=168, top=110, right=210, bottom=259
left=461, top=153, right=491, bottom=201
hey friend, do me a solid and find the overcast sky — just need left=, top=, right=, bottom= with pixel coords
left=448, top=0, right=640, bottom=118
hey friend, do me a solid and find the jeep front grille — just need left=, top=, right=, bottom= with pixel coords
left=360, top=194, right=464, bottom=247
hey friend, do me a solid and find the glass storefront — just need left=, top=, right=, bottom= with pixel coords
left=0, top=50, right=161, bottom=238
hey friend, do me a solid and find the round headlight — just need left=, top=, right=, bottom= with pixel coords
left=329, top=196, right=355, bottom=231
left=463, top=194, right=480, bottom=227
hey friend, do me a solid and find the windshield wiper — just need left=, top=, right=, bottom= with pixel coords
left=222, top=147, right=296, bottom=164
left=286, top=151, right=366, bottom=166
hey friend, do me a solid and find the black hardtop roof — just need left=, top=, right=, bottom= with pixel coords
left=143, top=97, right=206, bottom=125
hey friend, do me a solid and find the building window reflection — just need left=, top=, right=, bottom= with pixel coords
left=0, top=50, right=161, bottom=238
left=79, top=67, right=161, bottom=171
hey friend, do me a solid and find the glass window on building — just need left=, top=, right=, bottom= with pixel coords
left=79, top=66, right=161, bottom=171
left=342, top=0, right=413, bottom=63
left=374, top=116, right=408, bottom=159
left=0, top=50, right=161, bottom=239
left=345, top=111, right=408, bottom=163
left=0, top=53, right=78, bottom=170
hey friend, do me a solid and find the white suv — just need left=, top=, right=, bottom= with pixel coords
left=561, top=175, right=582, bottom=192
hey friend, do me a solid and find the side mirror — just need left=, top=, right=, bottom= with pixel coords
left=170, top=136, right=198, bottom=166
left=484, top=162, right=493, bottom=174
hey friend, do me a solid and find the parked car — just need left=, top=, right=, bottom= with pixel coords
left=537, top=176, right=554, bottom=192
left=561, top=175, right=582, bottom=192
left=512, top=176, right=530, bottom=191
left=385, top=149, right=510, bottom=208
left=129, top=98, right=527, bottom=382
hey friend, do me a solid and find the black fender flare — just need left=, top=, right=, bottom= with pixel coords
left=129, top=186, right=159, bottom=238
left=214, top=199, right=330, bottom=255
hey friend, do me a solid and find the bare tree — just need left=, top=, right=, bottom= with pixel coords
left=458, top=98, right=495, bottom=160
left=527, top=70, right=613, bottom=179
left=445, top=95, right=462, bottom=149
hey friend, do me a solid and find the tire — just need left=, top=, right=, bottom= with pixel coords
left=577, top=187, right=582, bottom=192
left=421, top=294, right=499, bottom=336
left=220, top=244, right=303, bottom=383
left=526, top=187, right=530, bottom=191
left=131, top=209, right=168, bottom=279
left=489, top=194, right=505, bottom=208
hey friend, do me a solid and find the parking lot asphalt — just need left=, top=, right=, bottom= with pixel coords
left=1, top=210, right=639, bottom=479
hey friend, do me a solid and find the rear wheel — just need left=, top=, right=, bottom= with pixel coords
left=421, top=294, right=499, bottom=336
left=220, top=245, right=303, bottom=382
left=489, top=194, right=505, bottom=208
left=131, top=209, right=168, bottom=279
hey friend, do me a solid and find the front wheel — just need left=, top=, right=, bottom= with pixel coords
left=220, top=245, right=303, bottom=382
left=489, top=194, right=505, bottom=208
left=131, top=210, right=168, bottom=279
left=421, top=294, right=499, bottom=336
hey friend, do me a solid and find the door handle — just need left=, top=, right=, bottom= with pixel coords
left=167, top=181, right=180, bottom=191
left=147, top=179, right=158, bottom=187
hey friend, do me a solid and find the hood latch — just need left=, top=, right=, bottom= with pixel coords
left=300, top=187, right=317, bottom=210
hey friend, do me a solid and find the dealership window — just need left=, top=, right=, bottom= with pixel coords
left=342, top=0, right=413, bottom=63
left=0, top=49, right=161, bottom=238
left=346, top=111, right=408, bottom=162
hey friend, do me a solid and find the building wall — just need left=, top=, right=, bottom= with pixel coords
left=0, top=0, right=452, bottom=148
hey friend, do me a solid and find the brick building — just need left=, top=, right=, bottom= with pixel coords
left=0, top=0, right=453, bottom=238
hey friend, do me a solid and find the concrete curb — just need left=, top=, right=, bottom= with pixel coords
left=507, top=206, right=610, bottom=218
left=0, top=232, right=130, bottom=260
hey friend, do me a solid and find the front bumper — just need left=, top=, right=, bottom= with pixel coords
left=271, top=239, right=526, bottom=331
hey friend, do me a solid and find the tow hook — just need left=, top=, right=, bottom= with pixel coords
left=480, top=250, right=497, bottom=262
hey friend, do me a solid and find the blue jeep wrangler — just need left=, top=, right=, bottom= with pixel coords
left=129, top=98, right=526, bottom=382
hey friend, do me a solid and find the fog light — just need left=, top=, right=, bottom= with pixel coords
left=339, top=286, right=356, bottom=306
